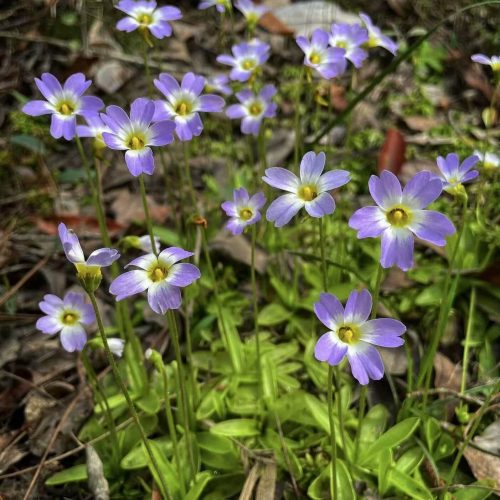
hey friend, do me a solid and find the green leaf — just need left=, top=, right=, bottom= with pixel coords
left=262, top=353, right=278, bottom=403
left=307, top=459, right=355, bottom=500
left=258, top=303, right=292, bottom=326
left=210, top=419, right=259, bottom=437
left=395, top=447, right=424, bottom=475
left=197, top=432, right=235, bottom=454
left=388, top=467, right=433, bottom=500
left=454, top=482, right=495, bottom=500
left=360, top=417, right=420, bottom=466
left=135, top=391, right=161, bottom=415
left=146, top=439, right=181, bottom=499
left=45, top=464, right=87, bottom=485
left=120, top=436, right=172, bottom=470
left=10, top=134, right=46, bottom=154
left=378, top=449, right=392, bottom=494
left=185, top=471, right=213, bottom=500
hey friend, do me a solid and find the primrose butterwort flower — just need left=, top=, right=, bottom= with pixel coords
left=22, top=73, right=103, bottom=140
left=217, top=40, right=270, bottom=82
left=115, top=0, right=181, bottom=39
left=314, top=289, right=406, bottom=385
left=101, top=98, right=175, bottom=176
left=349, top=171, right=455, bottom=271
left=296, top=29, right=347, bottom=79
left=359, top=13, right=398, bottom=55
left=263, top=151, right=350, bottom=227
left=59, top=222, right=119, bottom=279
left=226, top=84, right=277, bottom=136
left=221, top=188, right=266, bottom=235
left=76, top=113, right=111, bottom=147
left=235, top=0, right=268, bottom=26
left=198, top=0, right=230, bottom=13
left=474, top=150, right=500, bottom=169
left=205, top=75, right=232, bottom=96
left=471, top=54, right=500, bottom=72
left=109, top=247, right=201, bottom=314
left=36, top=292, right=95, bottom=352
left=329, top=23, right=368, bottom=68
left=435, top=153, right=479, bottom=194
left=153, top=72, right=225, bottom=141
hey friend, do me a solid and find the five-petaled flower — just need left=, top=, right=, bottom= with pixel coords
left=217, top=40, right=270, bottom=82
left=109, top=247, right=201, bottom=315
left=471, top=54, right=500, bottom=72
left=474, top=150, right=500, bottom=169
left=226, top=84, right=277, bottom=136
left=235, top=0, right=268, bottom=28
left=36, top=292, right=95, bottom=352
left=263, top=151, right=350, bottom=227
left=349, top=170, right=455, bottom=271
left=58, top=223, right=120, bottom=284
left=153, top=72, right=225, bottom=141
left=314, top=289, right=406, bottom=385
left=329, top=23, right=368, bottom=68
left=100, top=98, right=175, bottom=176
left=359, top=13, right=398, bottom=55
left=115, top=0, right=182, bottom=39
left=22, top=73, right=104, bottom=140
left=296, top=29, right=347, bottom=79
left=198, top=0, right=230, bottom=13
left=205, top=75, right=232, bottom=96
left=435, top=153, right=479, bottom=195
left=221, top=188, right=266, bottom=235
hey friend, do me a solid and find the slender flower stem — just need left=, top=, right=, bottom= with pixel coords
left=419, top=197, right=468, bottom=401
left=183, top=142, right=197, bottom=209
left=460, top=287, right=476, bottom=396
left=293, top=67, right=305, bottom=171
left=161, top=363, right=186, bottom=497
left=371, top=265, right=384, bottom=319
left=81, top=350, right=120, bottom=468
left=318, top=218, right=328, bottom=291
left=87, top=291, right=172, bottom=500
left=251, top=225, right=262, bottom=405
left=328, top=365, right=338, bottom=500
left=166, top=310, right=196, bottom=479
left=139, top=174, right=158, bottom=257
left=143, top=42, right=153, bottom=98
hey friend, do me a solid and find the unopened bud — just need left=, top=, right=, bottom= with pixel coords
left=482, top=107, right=497, bottom=128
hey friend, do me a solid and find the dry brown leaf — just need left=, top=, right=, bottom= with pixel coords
left=87, top=445, right=109, bottom=500
left=404, top=116, right=443, bottom=132
left=239, top=463, right=261, bottom=500
left=256, top=461, right=277, bottom=500
left=379, top=346, right=407, bottom=375
left=464, top=446, right=500, bottom=490
left=111, top=189, right=170, bottom=227
left=94, top=61, right=135, bottom=94
left=434, top=352, right=461, bottom=392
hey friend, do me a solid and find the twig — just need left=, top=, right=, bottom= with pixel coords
left=407, top=387, right=485, bottom=407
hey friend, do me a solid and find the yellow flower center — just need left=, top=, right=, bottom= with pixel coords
left=137, top=13, right=153, bottom=25
left=492, top=62, right=500, bottom=72
left=175, top=101, right=191, bottom=116
left=337, top=325, right=359, bottom=344
left=239, top=208, right=253, bottom=221
left=128, top=135, right=145, bottom=150
left=367, top=36, right=379, bottom=48
left=242, top=59, right=256, bottom=71
left=62, top=312, right=78, bottom=325
left=150, top=266, right=168, bottom=282
left=249, top=102, right=263, bottom=116
left=309, top=52, right=321, bottom=65
left=387, top=207, right=410, bottom=227
left=58, top=101, right=75, bottom=115
left=298, top=184, right=318, bottom=202
left=336, top=40, right=347, bottom=49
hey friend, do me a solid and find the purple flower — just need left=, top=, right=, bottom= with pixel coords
left=36, top=292, right=95, bottom=352
left=348, top=171, right=455, bottom=271
left=235, top=0, right=268, bottom=25
left=109, top=247, right=201, bottom=314
left=198, top=0, right=230, bottom=13
left=436, top=153, right=479, bottom=194
left=22, top=73, right=104, bottom=140
left=329, top=23, right=368, bottom=68
left=471, top=54, right=500, bottom=72
left=76, top=113, right=111, bottom=147
left=314, top=289, right=406, bottom=385
left=474, top=150, right=500, bottom=169
left=153, top=72, right=225, bottom=141
left=226, top=84, right=277, bottom=136
left=296, top=29, right=347, bottom=79
left=115, top=0, right=181, bottom=39
left=263, top=151, right=350, bottom=227
left=58, top=222, right=120, bottom=274
left=221, top=188, right=266, bottom=235
left=359, top=13, right=398, bottom=55
left=205, top=75, right=232, bottom=96
left=100, top=98, right=175, bottom=176
left=217, top=40, right=270, bottom=82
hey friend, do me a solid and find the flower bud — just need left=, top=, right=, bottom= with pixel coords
left=76, top=264, right=102, bottom=292
left=482, top=107, right=497, bottom=128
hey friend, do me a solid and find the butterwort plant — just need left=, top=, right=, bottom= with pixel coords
left=314, top=289, right=406, bottom=384
left=110, top=247, right=201, bottom=315
left=349, top=170, right=455, bottom=271
left=22, top=73, right=103, bottom=140
left=435, top=153, right=479, bottom=195
left=217, top=40, right=270, bottom=82
left=100, top=97, right=175, bottom=176
left=153, top=72, right=225, bottom=141
left=359, top=13, right=398, bottom=55
left=263, top=151, right=350, bottom=227
left=37, top=292, right=95, bottom=352
left=328, top=23, right=368, bottom=68
left=221, top=188, right=266, bottom=235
